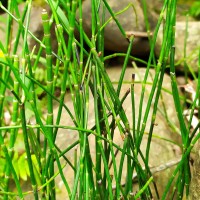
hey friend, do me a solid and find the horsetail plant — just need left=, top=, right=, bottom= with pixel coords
left=4, top=55, right=20, bottom=200
left=0, top=54, right=23, bottom=198
left=41, top=8, right=55, bottom=198
left=0, top=0, right=199, bottom=199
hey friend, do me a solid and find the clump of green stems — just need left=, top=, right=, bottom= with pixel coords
left=0, top=0, right=199, bottom=199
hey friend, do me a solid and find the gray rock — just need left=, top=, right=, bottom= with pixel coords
left=77, top=1, right=200, bottom=72
left=55, top=66, right=181, bottom=199
left=75, top=0, right=158, bottom=56
left=1, top=2, right=199, bottom=73
left=189, top=140, right=200, bottom=200
left=155, top=21, right=200, bottom=73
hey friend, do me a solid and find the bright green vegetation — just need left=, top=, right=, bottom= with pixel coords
left=0, top=0, right=199, bottom=199
left=190, top=1, right=200, bottom=19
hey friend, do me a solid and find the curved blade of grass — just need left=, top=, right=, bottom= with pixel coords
left=101, top=0, right=126, bottom=37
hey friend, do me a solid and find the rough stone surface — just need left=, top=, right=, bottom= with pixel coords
left=1, top=2, right=199, bottom=72
left=76, top=1, right=200, bottom=72
left=189, top=139, right=200, bottom=200
left=155, top=21, right=200, bottom=72
left=75, top=0, right=158, bottom=56
left=54, top=66, right=181, bottom=199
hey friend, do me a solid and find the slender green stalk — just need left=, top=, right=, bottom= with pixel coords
left=52, top=34, right=62, bottom=93
left=145, top=64, right=166, bottom=165
left=134, top=176, right=153, bottom=200
left=103, top=53, right=153, bottom=66
left=77, top=6, right=95, bottom=198
left=169, top=2, right=190, bottom=197
left=84, top=36, right=131, bottom=136
left=4, top=55, right=20, bottom=200
left=12, top=1, right=29, bottom=55
left=5, top=0, right=13, bottom=53
left=162, top=122, right=200, bottom=199
left=47, top=0, right=78, bottom=140
left=102, top=0, right=126, bottom=37
left=136, top=0, right=167, bottom=148
left=20, top=103, right=39, bottom=199
left=141, top=0, right=156, bottom=65
left=0, top=142, right=24, bottom=199
left=170, top=48, right=190, bottom=199
left=0, top=10, right=24, bottom=200
left=99, top=3, right=137, bottom=33
left=92, top=65, right=103, bottom=197
left=16, top=4, right=40, bottom=198
left=117, top=136, right=128, bottom=195
left=24, top=74, right=78, bottom=127
left=131, top=74, right=136, bottom=141
left=125, top=137, right=133, bottom=196
left=116, top=35, right=134, bottom=96
left=42, top=9, right=55, bottom=199
left=98, top=77, right=121, bottom=198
